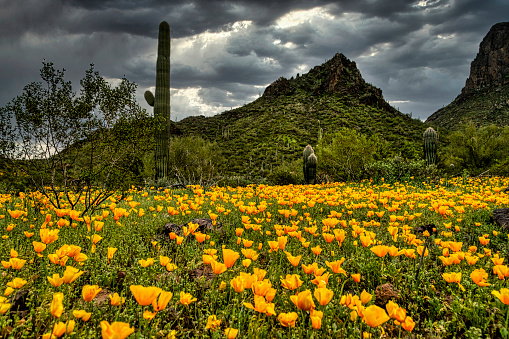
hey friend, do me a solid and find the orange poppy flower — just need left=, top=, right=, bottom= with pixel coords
left=241, top=248, right=259, bottom=260
left=230, top=276, right=245, bottom=293
left=130, top=285, right=162, bottom=306
left=205, top=315, right=221, bottom=330
left=360, top=290, right=373, bottom=305
left=51, top=292, right=64, bottom=318
left=8, top=258, right=26, bottom=270
left=179, top=291, right=197, bottom=305
left=82, top=285, right=102, bottom=302
left=243, top=295, right=276, bottom=316
left=311, top=245, right=322, bottom=255
left=326, top=258, right=347, bottom=274
left=401, top=316, right=415, bottom=331
left=370, top=245, right=389, bottom=258
left=277, top=312, right=298, bottom=327
left=277, top=236, right=288, bottom=250
left=311, top=272, right=331, bottom=287
left=222, top=249, right=240, bottom=268
left=109, top=293, right=126, bottom=306
left=210, top=260, right=227, bottom=275
left=51, top=320, right=75, bottom=337
left=314, top=287, right=334, bottom=306
left=107, top=248, right=117, bottom=263
left=363, top=305, right=390, bottom=327
left=225, top=328, right=238, bottom=339
left=152, top=291, right=173, bottom=312
left=310, top=309, right=323, bottom=329
left=139, top=258, right=154, bottom=267
left=48, top=274, right=64, bottom=287
left=470, top=268, right=490, bottom=287
left=63, top=266, right=84, bottom=284
left=280, top=274, right=303, bottom=291
left=252, top=279, right=272, bottom=297
left=442, top=272, right=465, bottom=291
left=73, top=309, right=91, bottom=321
left=290, top=290, right=315, bottom=311
left=100, top=321, right=135, bottom=339
left=40, top=229, right=59, bottom=244
left=194, top=232, right=207, bottom=243
left=284, top=251, right=301, bottom=266
left=492, top=288, right=509, bottom=305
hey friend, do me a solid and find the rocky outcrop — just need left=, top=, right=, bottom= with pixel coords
left=262, top=77, right=295, bottom=98
left=460, top=22, right=509, bottom=98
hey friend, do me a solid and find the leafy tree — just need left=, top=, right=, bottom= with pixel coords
left=0, top=61, right=151, bottom=213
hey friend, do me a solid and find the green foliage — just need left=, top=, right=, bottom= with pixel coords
left=316, top=127, right=386, bottom=182
left=440, top=122, right=509, bottom=175
left=0, top=61, right=149, bottom=212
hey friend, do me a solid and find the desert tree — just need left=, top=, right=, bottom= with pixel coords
left=0, top=61, right=151, bottom=214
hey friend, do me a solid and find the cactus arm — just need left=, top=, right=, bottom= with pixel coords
left=144, top=90, right=155, bottom=107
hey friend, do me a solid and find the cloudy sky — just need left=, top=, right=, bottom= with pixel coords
left=1, top=0, right=507, bottom=121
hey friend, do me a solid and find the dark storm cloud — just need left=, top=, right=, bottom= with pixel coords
left=1, top=0, right=508, bottom=121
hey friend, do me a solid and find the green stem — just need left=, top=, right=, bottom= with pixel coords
left=338, top=276, right=349, bottom=298
left=505, top=307, right=509, bottom=339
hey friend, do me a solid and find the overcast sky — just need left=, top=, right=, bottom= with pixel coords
left=1, top=0, right=507, bottom=122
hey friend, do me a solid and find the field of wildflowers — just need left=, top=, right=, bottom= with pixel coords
left=1, top=177, right=509, bottom=338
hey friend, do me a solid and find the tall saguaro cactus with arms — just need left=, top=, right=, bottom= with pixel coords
left=145, top=21, right=171, bottom=180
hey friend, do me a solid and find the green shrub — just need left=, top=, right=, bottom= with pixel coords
left=267, top=159, right=303, bottom=185
left=145, top=136, right=221, bottom=187
left=440, top=123, right=509, bottom=176
left=364, top=156, right=438, bottom=183
left=316, top=127, right=387, bottom=182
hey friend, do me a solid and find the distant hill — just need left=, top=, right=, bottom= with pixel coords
left=426, top=22, right=509, bottom=130
left=175, top=53, right=426, bottom=175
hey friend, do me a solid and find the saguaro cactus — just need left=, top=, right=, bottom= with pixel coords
left=145, top=21, right=171, bottom=180
left=307, top=153, right=317, bottom=184
left=423, top=127, right=438, bottom=166
left=303, top=145, right=317, bottom=184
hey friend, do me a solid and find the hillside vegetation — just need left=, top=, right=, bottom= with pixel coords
left=426, top=84, right=509, bottom=131
left=175, top=54, right=426, bottom=176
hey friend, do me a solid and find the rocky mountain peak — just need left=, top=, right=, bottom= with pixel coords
left=262, top=53, right=395, bottom=112
left=460, top=22, right=509, bottom=98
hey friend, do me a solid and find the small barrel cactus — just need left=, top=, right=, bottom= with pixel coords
left=303, top=145, right=317, bottom=184
left=423, top=127, right=438, bottom=166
